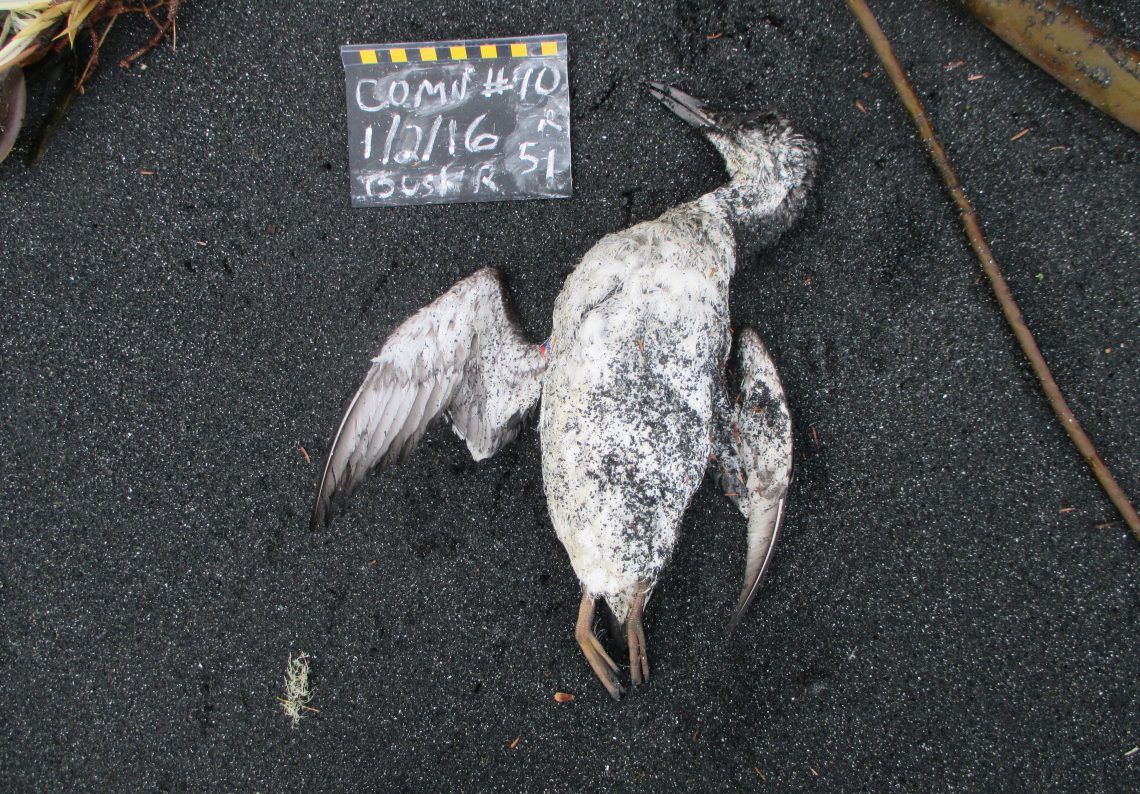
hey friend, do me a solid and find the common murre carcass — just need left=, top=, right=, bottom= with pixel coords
left=311, top=83, right=817, bottom=699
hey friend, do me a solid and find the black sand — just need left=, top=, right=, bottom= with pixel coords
left=1, top=1, right=1137, bottom=789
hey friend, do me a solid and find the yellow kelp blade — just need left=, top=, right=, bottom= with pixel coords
left=962, top=0, right=1140, bottom=134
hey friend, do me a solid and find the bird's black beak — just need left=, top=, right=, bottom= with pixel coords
left=645, top=81, right=723, bottom=132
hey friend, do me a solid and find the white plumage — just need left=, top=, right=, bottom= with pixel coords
left=311, top=84, right=816, bottom=699
left=540, top=195, right=735, bottom=623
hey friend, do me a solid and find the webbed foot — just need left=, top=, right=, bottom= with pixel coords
left=575, top=592, right=624, bottom=700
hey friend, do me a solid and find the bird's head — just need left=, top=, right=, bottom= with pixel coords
left=646, top=82, right=817, bottom=241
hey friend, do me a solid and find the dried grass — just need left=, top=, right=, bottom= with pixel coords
left=278, top=652, right=317, bottom=729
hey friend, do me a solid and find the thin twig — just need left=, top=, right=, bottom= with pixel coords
left=76, top=16, right=117, bottom=92
left=844, top=0, right=1140, bottom=540
left=119, top=0, right=180, bottom=68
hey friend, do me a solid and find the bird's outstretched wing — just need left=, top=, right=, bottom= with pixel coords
left=311, top=268, right=546, bottom=530
left=714, top=328, right=793, bottom=630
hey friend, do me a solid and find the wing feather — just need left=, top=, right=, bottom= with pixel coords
left=716, top=328, right=793, bottom=631
left=311, top=268, right=546, bottom=529
left=388, top=379, right=436, bottom=464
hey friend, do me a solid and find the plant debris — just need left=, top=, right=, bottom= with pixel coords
left=278, top=651, right=317, bottom=729
left=0, top=1, right=181, bottom=83
left=0, top=0, right=182, bottom=162
left=961, top=0, right=1140, bottom=133
left=1009, top=127, right=1030, bottom=141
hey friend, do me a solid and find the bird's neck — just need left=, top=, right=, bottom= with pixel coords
left=709, top=175, right=800, bottom=253
left=691, top=194, right=740, bottom=280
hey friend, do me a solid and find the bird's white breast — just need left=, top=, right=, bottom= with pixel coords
left=539, top=198, right=735, bottom=609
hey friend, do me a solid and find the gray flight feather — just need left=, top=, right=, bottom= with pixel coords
left=311, top=267, right=546, bottom=530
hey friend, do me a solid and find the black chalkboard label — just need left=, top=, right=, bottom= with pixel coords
left=340, top=35, right=572, bottom=208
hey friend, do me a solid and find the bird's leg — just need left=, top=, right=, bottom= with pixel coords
left=626, top=584, right=651, bottom=685
left=575, top=591, right=624, bottom=700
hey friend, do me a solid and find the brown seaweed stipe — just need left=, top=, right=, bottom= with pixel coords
left=845, top=0, right=1140, bottom=539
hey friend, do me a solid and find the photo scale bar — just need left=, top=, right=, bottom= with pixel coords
left=342, top=36, right=563, bottom=67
